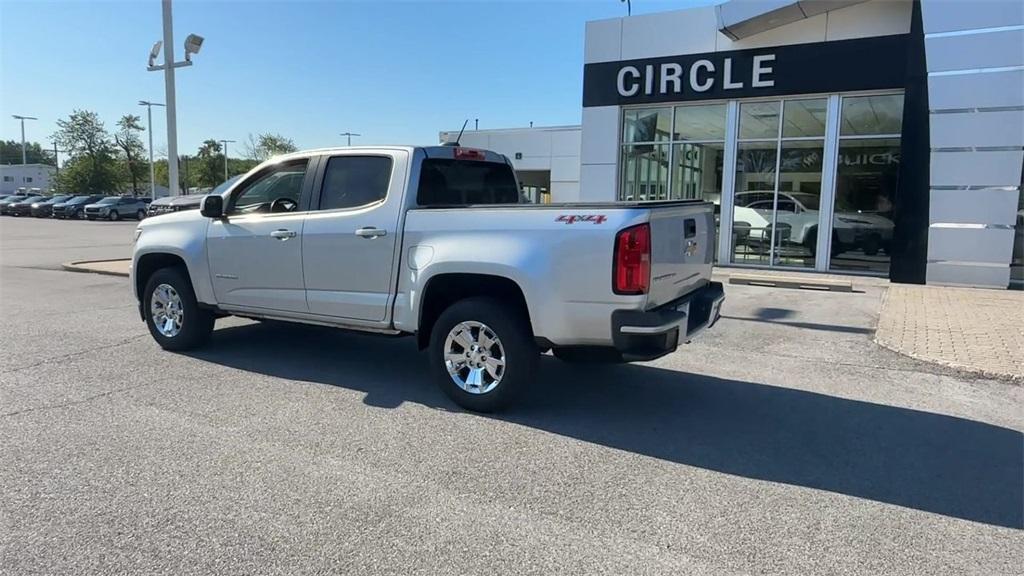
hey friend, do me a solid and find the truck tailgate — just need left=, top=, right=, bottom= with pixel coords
left=645, top=202, right=715, bottom=310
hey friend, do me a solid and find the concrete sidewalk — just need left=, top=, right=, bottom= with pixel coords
left=876, top=284, right=1024, bottom=381
left=62, top=258, right=130, bottom=277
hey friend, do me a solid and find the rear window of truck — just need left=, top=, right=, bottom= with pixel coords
left=416, top=159, right=521, bottom=206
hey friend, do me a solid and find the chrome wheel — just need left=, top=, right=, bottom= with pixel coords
left=443, top=321, right=506, bottom=394
left=150, top=283, right=184, bottom=338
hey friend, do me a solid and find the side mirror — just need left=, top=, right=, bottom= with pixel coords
left=200, top=195, right=224, bottom=218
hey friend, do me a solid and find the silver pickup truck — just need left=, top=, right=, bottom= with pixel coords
left=131, top=145, right=724, bottom=411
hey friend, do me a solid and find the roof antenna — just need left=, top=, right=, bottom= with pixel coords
left=444, top=119, right=469, bottom=147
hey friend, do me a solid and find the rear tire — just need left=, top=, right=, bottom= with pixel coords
left=143, top=267, right=214, bottom=351
left=136, top=209, right=146, bottom=220
left=428, top=297, right=538, bottom=412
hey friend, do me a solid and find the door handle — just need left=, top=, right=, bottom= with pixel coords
left=355, top=227, right=387, bottom=239
left=270, top=229, right=297, bottom=240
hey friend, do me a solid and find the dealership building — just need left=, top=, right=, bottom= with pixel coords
left=443, top=0, right=1023, bottom=289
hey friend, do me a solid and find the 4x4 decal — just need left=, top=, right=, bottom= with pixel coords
left=556, top=214, right=607, bottom=225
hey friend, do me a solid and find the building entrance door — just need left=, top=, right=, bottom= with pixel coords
left=730, top=99, right=829, bottom=269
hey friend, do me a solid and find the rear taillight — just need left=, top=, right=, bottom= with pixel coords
left=453, top=147, right=486, bottom=160
left=613, top=223, right=651, bottom=295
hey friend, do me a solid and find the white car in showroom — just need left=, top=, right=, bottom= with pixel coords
left=732, top=191, right=895, bottom=257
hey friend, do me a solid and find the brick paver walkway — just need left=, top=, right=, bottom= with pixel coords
left=876, top=285, right=1024, bottom=381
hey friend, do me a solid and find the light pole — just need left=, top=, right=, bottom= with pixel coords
left=146, top=0, right=203, bottom=195
left=139, top=100, right=165, bottom=200
left=340, top=132, right=361, bottom=146
left=12, top=115, right=37, bottom=164
left=49, top=141, right=67, bottom=190
left=218, top=139, right=235, bottom=181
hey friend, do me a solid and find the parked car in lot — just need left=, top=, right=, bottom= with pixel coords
left=30, top=194, right=75, bottom=218
left=84, top=196, right=150, bottom=221
left=52, top=195, right=104, bottom=219
left=732, top=191, right=895, bottom=257
left=146, top=193, right=205, bottom=217
left=0, top=193, right=31, bottom=212
left=132, top=145, right=724, bottom=411
left=147, top=176, right=241, bottom=218
left=2, top=195, right=47, bottom=216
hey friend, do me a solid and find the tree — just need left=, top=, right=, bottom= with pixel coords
left=192, top=139, right=224, bottom=188
left=114, top=114, right=147, bottom=194
left=243, top=132, right=297, bottom=161
left=0, top=140, right=56, bottom=165
left=52, top=110, right=122, bottom=194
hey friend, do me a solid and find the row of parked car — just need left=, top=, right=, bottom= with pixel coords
left=0, top=192, right=150, bottom=220
left=0, top=191, right=210, bottom=221
left=0, top=176, right=243, bottom=222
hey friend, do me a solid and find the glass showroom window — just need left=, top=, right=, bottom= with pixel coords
left=830, top=93, right=903, bottom=275
left=731, top=98, right=827, bottom=268
left=620, top=104, right=726, bottom=203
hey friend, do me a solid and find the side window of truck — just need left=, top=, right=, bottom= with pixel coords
left=317, top=156, right=392, bottom=210
left=229, top=159, right=309, bottom=215
left=417, top=159, right=520, bottom=206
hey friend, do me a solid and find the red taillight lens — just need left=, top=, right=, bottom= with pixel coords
left=613, top=223, right=651, bottom=295
left=453, top=147, right=486, bottom=160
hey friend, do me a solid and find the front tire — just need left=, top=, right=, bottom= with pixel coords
left=143, top=267, right=214, bottom=351
left=428, top=297, right=538, bottom=412
left=108, top=210, right=120, bottom=221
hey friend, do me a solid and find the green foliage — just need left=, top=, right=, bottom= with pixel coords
left=243, top=132, right=297, bottom=161
left=0, top=140, right=56, bottom=166
left=153, top=155, right=258, bottom=192
left=52, top=110, right=123, bottom=194
left=115, top=114, right=148, bottom=194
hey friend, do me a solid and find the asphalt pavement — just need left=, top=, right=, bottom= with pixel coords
left=1, top=217, right=1021, bottom=575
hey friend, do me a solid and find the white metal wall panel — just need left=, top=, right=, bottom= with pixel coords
left=929, top=151, right=1024, bottom=188
left=927, top=261, right=1012, bottom=287
left=584, top=18, right=622, bottom=64
left=550, top=156, right=581, bottom=184
left=550, top=129, right=581, bottom=157
left=921, top=0, right=1024, bottom=33
left=620, top=6, right=719, bottom=60
left=929, top=189, right=1020, bottom=226
left=580, top=106, right=620, bottom=166
left=552, top=181, right=581, bottom=203
left=928, top=227, right=1015, bottom=264
left=579, top=164, right=617, bottom=203
left=930, top=110, right=1024, bottom=148
left=927, top=69, right=1024, bottom=110
left=487, top=131, right=552, bottom=158
left=925, top=29, right=1024, bottom=72
left=825, top=0, right=912, bottom=41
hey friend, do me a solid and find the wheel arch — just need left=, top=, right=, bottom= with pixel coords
left=134, top=252, right=190, bottom=304
left=416, top=273, right=533, bottom=350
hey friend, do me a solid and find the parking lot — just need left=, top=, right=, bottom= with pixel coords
left=2, top=217, right=1021, bottom=575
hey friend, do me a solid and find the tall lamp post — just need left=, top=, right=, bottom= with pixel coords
left=146, top=0, right=203, bottom=195
left=218, top=139, right=235, bottom=181
left=139, top=100, right=165, bottom=200
left=12, top=115, right=37, bottom=164
left=49, top=141, right=67, bottom=191
left=340, top=132, right=361, bottom=146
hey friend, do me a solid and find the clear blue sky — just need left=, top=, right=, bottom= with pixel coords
left=1, top=0, right=712, bottom=158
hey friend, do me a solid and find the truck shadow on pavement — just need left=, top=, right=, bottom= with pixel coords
left=191, top=321, right=1024, bottom=530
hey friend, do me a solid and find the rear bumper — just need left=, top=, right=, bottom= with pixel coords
left=611, top=281, right=725, bottom=361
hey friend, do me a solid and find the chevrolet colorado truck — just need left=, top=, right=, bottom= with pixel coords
left=131, top=145, right=724, bottom=411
